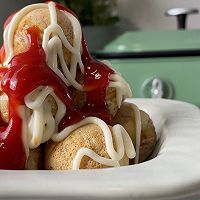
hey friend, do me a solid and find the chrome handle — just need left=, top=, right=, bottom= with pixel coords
left=165, top=8, right=198, bottom=29
left=151, top=78, right=163, bottom=98
left=141, top=77, right=173, bottom=99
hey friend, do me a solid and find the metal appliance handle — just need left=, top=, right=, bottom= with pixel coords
left=165, top=8, right=199, bottom=29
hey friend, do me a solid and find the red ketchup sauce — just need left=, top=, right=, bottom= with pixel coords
left=0, top=2, right=114, bottom=169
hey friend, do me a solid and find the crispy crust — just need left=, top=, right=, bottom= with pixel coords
left=113, top=103, right=157, bottom=163
left=45, top=124, right=129, bottom=170
left=13, top=7, right=73, bottom=65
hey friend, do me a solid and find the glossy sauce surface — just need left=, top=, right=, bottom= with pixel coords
left=0, top=4, right=114, bottom=168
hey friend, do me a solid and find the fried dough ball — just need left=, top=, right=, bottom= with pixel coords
left=113, top=103, right=157, bottom=163
left=13, top=7, right=73, bottom=65
left=45, top=124, right=129, bottom=170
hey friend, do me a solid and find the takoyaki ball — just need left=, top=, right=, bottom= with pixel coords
left=45, top=123, right=129, bottom=170
left=13, top=7, right=73, bottom=65
left=113, top=103, right=157, bottom=163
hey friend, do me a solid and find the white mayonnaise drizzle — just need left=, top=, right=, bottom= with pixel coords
left=109, top=73, right=132, bottom=108
left=43, top=2, right=84, bottom=91
left=3, top=1, right=139, bottom=169
left=52, top=116, right=135, bottom=169
left=101, top=60, right=132, bottom=107
left=123, top=102, right=141, bottom=164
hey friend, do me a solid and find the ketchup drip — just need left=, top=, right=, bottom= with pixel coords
left=55, top=2, right=114, bottom=127
left=0, top=2, right=114, bottom=169
left=82, top=55, right=113, bottom=123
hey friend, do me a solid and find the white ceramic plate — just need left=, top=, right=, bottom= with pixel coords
left=0, top=98, right=200, bottom=200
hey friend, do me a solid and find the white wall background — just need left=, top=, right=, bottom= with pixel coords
left=117, top=0, right=200, bottom=31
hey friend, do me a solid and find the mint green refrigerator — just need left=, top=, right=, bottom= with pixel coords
left=95, top=30, right=200, bottom=106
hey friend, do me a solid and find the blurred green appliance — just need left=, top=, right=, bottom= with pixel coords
left=95, top=30, right=200, bottom=106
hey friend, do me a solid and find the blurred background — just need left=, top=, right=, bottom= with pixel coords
left=1, top=0, right=200, bottom=104
left=1, top=0, right=200, bottom=50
